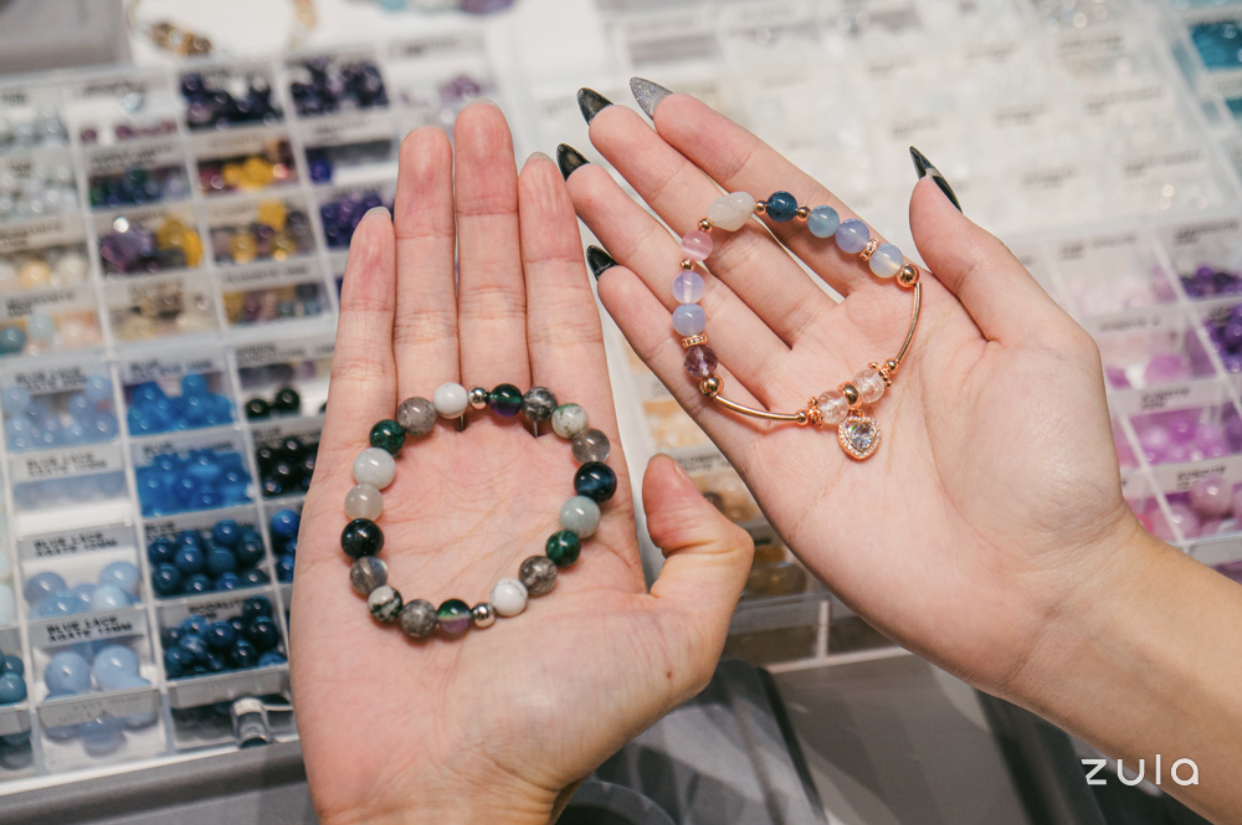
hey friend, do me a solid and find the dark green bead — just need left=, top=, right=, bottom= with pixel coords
left=244, top=398, right=271, bottom=419
left=488, top=383, right=523, bottom=418
left=341, top=518, right=384, bottom=559
left=272, top=387, right=301, bottom=414
left=369, top=419, right=406, bottom=454
left=545, top=530, right=581, bottom=567
left=436, top=598, right=472, bottom=635
left=573, top=461, right=617, bottom=502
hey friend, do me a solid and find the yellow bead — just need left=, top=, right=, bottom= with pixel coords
left=257, top=201, right=286, bottom=231
left=272, top=232, right=297, bottom=260
left=240, top=156, right=275, bottom=189
left=182, top=229, right=203, bottom=268
left=230, top=231, right=257, bottom=264
left=155, top=217, right=188, bottom=249
left=221, top=163, right=244, bottom=188
left=18, top=259, right=52, bottom=290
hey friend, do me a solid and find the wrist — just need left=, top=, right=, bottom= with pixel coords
left=318, top=796, right=556, bottom=825
left=312, top=772, right=560, bottom=825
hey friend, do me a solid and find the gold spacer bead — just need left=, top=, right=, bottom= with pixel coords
left=700, top=375, right=722, bottom=397
left=795, top=206, right=810, bottom=220
left=840, top=383, right=860, bottom=408
left=680, top=333, right=708, bottom=348
left=860, top=238, right=881, bottom=262
left=754, top=201, right=767, bottom=215
left=870, top=361, right=893, bottom=388
left=897, top=264, right=920, bottom=288
left=680, top=258, right=695, bottom=270
left=698, top=218, right=712, bottom=232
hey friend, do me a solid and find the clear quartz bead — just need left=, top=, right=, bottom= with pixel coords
left=571, top=428, right=611, bottom=463
left=853, top=368, right=886, bottom=404
left=707, top=192, right=755, bottom=231
left=816, top=389, right=850, bottom=425
left=353, top=448, right=396, bottom=489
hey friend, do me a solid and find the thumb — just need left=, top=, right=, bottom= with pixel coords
left=642, top=455, right=753, bottom=699
left=909, top=175, right=1068, bottom=345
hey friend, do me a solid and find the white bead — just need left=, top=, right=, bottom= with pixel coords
left=353, top=448, right=396, bottom=489
left=345, top=484, right=383, bottom=520
left=433, top=382, right=468, bottom=418
left=551, top=404, right=588, bottom=439
left=852, top=368, right=886, bottom=404
left=0, top=582, right=13, bottom=626
left=560, top=495, right=602, bottom=537
left=54, top=252, right=87, bottom=284
left=708, top=191, right=756, bottom=232
left=491, top=578, right=528, bottom=617
left=868, top=243, right=903, bottom=279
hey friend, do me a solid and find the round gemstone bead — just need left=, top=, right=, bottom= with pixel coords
left=273, top=388, right=301, bottom=414
left=368, top=585, right=403, bottom=623
left=680, top=229, right=713, bottom=261
left=571, top=428, right=611, bottom=463
left=816, top=389, right=851, bottom=425
left=1190, top=475, right=1233, bottom=518
left=345, top=483, right=383, bottom=520
left=853, top=368, right=886, bottom=404
left=560, top=495, right=602, bottom=537
left=433, top=382, right=469, bottom=418
left=522, top=387, right=557, bottom=422
left=765, top=191, right=798, bottom=222
left=437, top=599, right=472, bottom=635
left=518, top=556, right=558, bottom=596
left=551, top=404, right=588, bottom=439
left=707, top=192, right=755, bottom=231
left=672, top=270, right=704, bottom=304
left=349, top=556, right=388, bottom=596
left=574, top=462, right=617, bottom=502
left=399, top=599, right=437, bottom=637
left=869, top=243, right=903, bottom=278
left=488, top=383, right=523, bottom=417
left=807, top=206, right=840, bottom=238
left=672, top=304, right=706, bottom=337
left=341, top=518, right=384, bottom=559
left=353, top=447, right=396, bottom=489
left=546, top=530, right=582, bottom=567
left=397, top=396, right=436, bottom=436
left=491, top=578, right=527, bottom=617
left=684, top=344, right=718, bottom=379
left=836, top=219, right=870, bottom=254
left=369, top=419, right=406, bottom=454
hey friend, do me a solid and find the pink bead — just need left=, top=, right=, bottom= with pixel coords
left=680, top=230, right=713, bottom=262
left=684, top=344, right=718, bottom=379
left=1167, top=503, right=1200, bottom=539
left=1139, top=425, right=1171, bottom=462
left=1143, top=354, right=1189, bottom=385
left=1195, top=422, right=1227, bottom=453
left=1189, top=475, right=1233, bottom=519
left=1167, top=412, right=1197, bottom=444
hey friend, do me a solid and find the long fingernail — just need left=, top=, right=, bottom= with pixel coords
left=557, top=143, right=589, bottom=180
left=586, top=245, right=615, bottom=280
left=577, top=88, right=612, bottom=125
left=630, top=77, right=671, bottom=119
left=909, top=146, right=961, bottom=212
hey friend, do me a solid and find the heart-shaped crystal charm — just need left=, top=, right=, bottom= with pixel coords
left=838, top=413, right=880, bottom=460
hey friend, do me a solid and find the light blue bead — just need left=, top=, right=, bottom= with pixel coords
left=33, top=591, right=80, bottom=618
left=90, top=584, right=131, bottom=611
left=44, top=651, right=91, bottom=695
left=5, top=419, right=30, bottom=439
left=672, top=270, right=704, bottom=304
left=69, top=583, right=97, bottom=611
left=24, top=571, right=66, bottom=605
left=180, top=374, right=208, bottom=396
left=99, top=561, right=141, bottom=596
left=807, top=206, right=840, bottom=238
left=79, top=717, right=124, bottom=756
left=83, top=376, right=113, bottom=404
left=1, top=386, right=30, bottom=415
left=672, top=303, right=706, bottom=336
left=835, top=219, right=870, bottom=254
left=26, top=400, right=50, bottom=422
left=67, top=394, right=91, bottom=420
left=92, top=645, right=140, bottom=691
left=26, top=312, right=56, bottom=343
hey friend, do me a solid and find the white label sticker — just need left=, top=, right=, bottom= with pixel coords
left=19, top=524, right=133, bottom=560
left=0, top=216, right=86, bottom=254
left=0, top=706, right=30, bottom=737
left=10, top=443, right=124, bottom=481
left=39, top=688, right=159, bottom=729
left=31, top=607, right=143, bottom=647
left=167, top=665, right=288, bottom=709
left=235, top=337, right=334, bottom=368
left=122, top=352, right=227, bottom=384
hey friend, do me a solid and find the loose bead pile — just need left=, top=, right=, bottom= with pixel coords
left=161, top=596, right=286, bottom=680
left=100, top=215, right=204, bottom=276
left=0, top=652, right=26, bottom=707
left=197, top=140, right=297, bottom=195
left=147, top=519, right=270, bottom=598
left=319, top=189, right=391, bottom=249
left=256, top=434, right=319, bottom=497
left=2, top=378, right=118, bottom=452
left=345, top=383, right=614, bottom=637
left=0, top=158, right=79, bottom=220
left=136, top=449, right=252, bottom=516
left=288, top=56, right=389, bottom=117
left=179, top=73, right=282, bottom=131
left=88, top=166, right=189, bottom=208
left=25, top=562, right=142, bottom=618
left=126, top=374, right=235, bottom=435
left=245, top=387, right=303, bottom=419
left=209, top=203, right=314, bottom=265
left=673, top=190, right=920, bottom=460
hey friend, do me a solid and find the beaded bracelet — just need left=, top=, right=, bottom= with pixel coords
left=673, top=191, right=923, bottom=460
left=342, top=383, right=614, bottom=637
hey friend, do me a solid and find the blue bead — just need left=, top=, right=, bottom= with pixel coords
left=184, top=574, right=213, bottom=594
left=83, top=376, right=113, bottom=404
left=239, top=568, right=269, bottom=587
left=180, top=374, right=209, bottom=396
left=98, top=561, right=141, bottom=596
left=765, top=191, right=798, bottom=222
left=24, top=570, right=66, bottom=605
left=0, top=327, right=26, bottom=354
left=92, top=645, right=140, bottom=691
left=44, top=651, right=91, bottom=695
left=204, top=653, right=227, bottom=673
left=179, top=635, right=208, bottom=665
left=215, top=572, right=241, bottom=591
left=151, top=564, right=182, bottom=597
left=163, top=646, right=188, bottom=678
left=69, top=583, right=97, bottom=611
left=835, top=219, right=870, bottom=254
left=244, top=617, right=280, bottom=651
left=241, top=595, right=272, bottom=621
left=90, top=585, right=131, bottom=611
left=257, top=652, right=286, bottom=668
left=211, top=520, right=242, bottom=547
left=230, top=640, right=259, bottom=669
left=1, top=386, right=30, bottom=415
left=80, top=717, right=125, bottom=756
left=574, top=461, right=617, bottom=502
left=147, top=537, right=177, bottom=566
left=276, top=554, right=295, bottom=582
left=203, top=621, right=235, bottom=650
left=0, top=673, right=26, bottom=705
left=229, top=617, right=246, bottom=636
left=807, top=206, right=840, bottom=238
left=205, top=547, right=237, bottom=577
left=234, top=537, right=265, bottom=568
left=269, top=509, right=300, bottom=538
left=3, top=655, right=24, bottom=676
left=160, top=627, right=183, bottom=648
left=181, top=614, right=210, bottom=635
left=173, top=545, right=205, bottom=575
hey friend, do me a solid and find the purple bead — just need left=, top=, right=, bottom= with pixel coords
left=1167, top=411, right=1198, bottom=444
left=1190, top=475, right=1233, bottom=519
left=672, top=304, right=706, bottom=337
left=835, top=220, right=870, bottom=254
left=1139, top=424, right=1171, bottom=462
left=684, top=344, right=718, bottom=379
left=1196, top=422, right=1229, bottom=458
left=1104, top=366, right=1130, bottom=389
left=1143, top=354, right=1189, bottom=385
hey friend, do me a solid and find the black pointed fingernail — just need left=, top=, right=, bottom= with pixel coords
left=577, top=88, right=612, bottom=125
left=909, top=146, right=961, bottom=212
left=630, top=77, right=672, bottom=119
left=557, top=143, right=589, bottom=180
left=587, top=245, right=615, bottom=280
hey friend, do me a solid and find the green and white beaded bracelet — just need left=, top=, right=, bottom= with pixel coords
left=341, top=383, right=614, bottom=637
